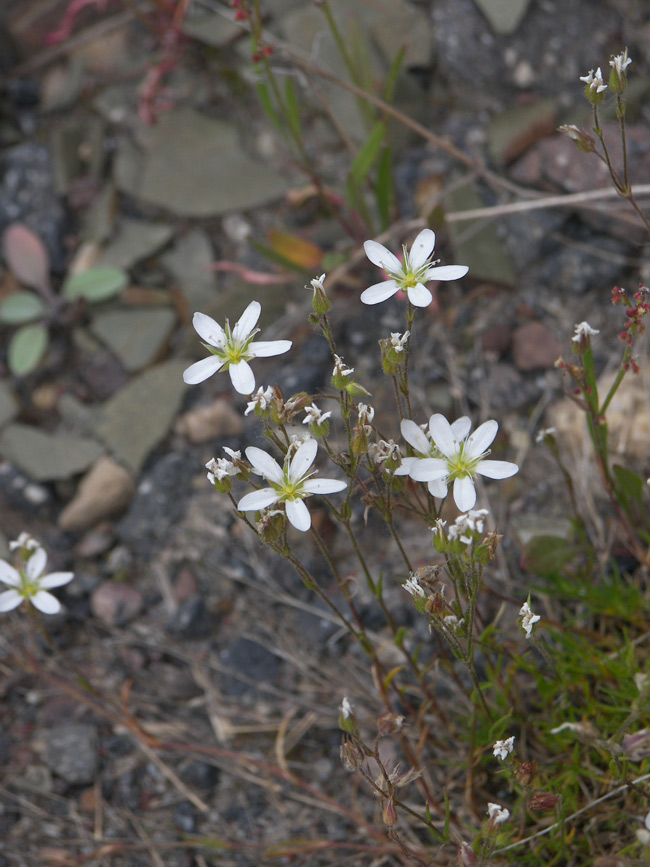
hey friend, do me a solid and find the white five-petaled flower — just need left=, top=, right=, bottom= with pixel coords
left=206, top=450, right=240, bottom=484
left=390, top=331, right=410, bottom=352
left=183, top=301, right=292, bottom=395
left=405, top=415, right=519, bottom=512
left=361, top=228, right=469, bottom=308
left=448, top=509, right=490, bottom=544
left=0, top=547, right=74, bottom=615
left=9, top=532, right=40, bottom=552
left=245, top=385, right=274, bottom=415
left=572, top=321, right=600, bottom=342
left=403, top=575, right=425, bottom=598
left=303, top=404, right=332, bottom=425
left=519, top=601, right=541, bottom=638
left=493, top=736, right=515, bottom=761
left=310, top=273, right=326, bottom=294
left=332, top=354, right=354, bottom=378
left=579, top=67, right=607, bottom=93
left=237, top=438, right=347, bottom=532
left=395, top=416, right=471, bottom=496
left=487, top=803, right=510, bottom=825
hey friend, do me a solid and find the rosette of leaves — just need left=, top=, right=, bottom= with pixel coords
left=0, top=224, right=128, bottom=376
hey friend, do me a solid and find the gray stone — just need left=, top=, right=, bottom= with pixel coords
left=91, top=580, right=143, bottom=627
left=96, top=217, right=174, bottom=269
left=0, top=381, right=18, bottom=429
left=160, top=229, right=217, bottom=313
left=472, top=0, right=531, bottom=34
left=95, top=360, right=188, bottom=474
left=114, top=108, right=286, bottom=217
left=44, top=724, right=97, bottom=785
left=58, top=457, right=135, bottom=533
left=0, top=424, right=103, bottom=482
left=90, top=307, right=176, bottom=372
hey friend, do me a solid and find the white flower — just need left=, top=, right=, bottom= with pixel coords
left=237, top=438, right=347, bottom=531
left=519, top=601, right=541, bottom=638
left=303, top=404, right=332, bottom=425
left=395, top=416, right=472, bottom=497
left=206, top=454, right=239, bottom=484
left=332, top=354, right=354, bottom=378
left=448, top=509, right=490, bottom=544
left=9, top=532, right=40, bottom=552
left=403, top=575, right=425, bottom=597
left=368, top=439, right=401, bottom=466
left=245, top=385, right=274, bottom=416
left=493, top=736, right=515, bottom=761
left=407, top=415, right=519, bottom=512
left=361, top=229, right=469, bottom=308
left=183, top=301, right=292, bottom=395
left=579, top=67, right=607, bottom=93
left=487, top=803, right=510, bottom=825
left=390, top=331, right=410, bottom=352
left=572, top=321, right=600, bottom=342
left=310, top=273, right=326, bottom=294
left=443, top=614, right=464, bottom=632
left=535, top=427, right=556, bottom=443
left=340, top=696, right=353, bottom=719
left=610, top=49, right=631, bottom=77
left=0, top=547, right=74, bottom=615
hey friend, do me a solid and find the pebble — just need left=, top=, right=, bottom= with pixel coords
left=512, top=321, right=562, bottom=371
left=166, top=595, right=212, bottom=639
left=175, top=398, right=243, bottom=444
left=43, top=723, right=97, bottom=785
left=58, top=457, right=135, bottom=533
left=90, top=580, right=143, bottom=627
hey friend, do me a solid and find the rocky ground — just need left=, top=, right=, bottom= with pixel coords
left=0, top=0, right=649, bottom=865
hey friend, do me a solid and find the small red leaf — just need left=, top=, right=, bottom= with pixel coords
left=3, top=224, right=51, bottom=294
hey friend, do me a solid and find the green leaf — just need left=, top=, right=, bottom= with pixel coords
left=351, top=121, right=386, bottom=186
left=375, top=145, right=393, bottom=230
left=0, top=291, right=46, bottom=324
left=383, top=45, right=406, bottom=103
left=522, top=535, right=576, bottom=575
left=8, top=324, right=48, bottom=376
left=283, top=77, right=301, bottom=142
left=613, top=464, right=644, bottom=516
left=62, top=266, right=128, bottom=303
left=256, top=81, right=283, bottom=135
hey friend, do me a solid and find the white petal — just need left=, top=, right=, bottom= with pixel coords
left=409, top=229, right=436, bottom=269
left=192, top=312, right=225, bottom=347
left=451, top=416, right=472, bottom=440
left=407, top=282, right=433, bottom=307
left=289, top=439, right=318, bottom=481
left=183, top=356, right=224, bottom=385
left=409, top=458, right=448, bottom=481
left=428, top=477, right=449, bottom=498
left=248, top=339, right=292, bottom=358
left=31, top=590, right=61, bottom=615
left=286, top=498, right=311, bottom=531
left=245, top=447, right=284, bottom=485
left=465, top=420, right=498, bottom=458
left=229, top=360, right=255, bottom=395
left=232, top=300, right=261, bottom=341
left=394, top=457, right=418, bottom=475
left=453, top=476, right=477, bottom=512
left=476, top=460, right=519, bottom=479
left=39, top=571, right=74, bottom=590
left=25, top=547, right=47, bottom=580
left=424, top=264, right=469, bottom=282
left=428, top=414, right=459, bottom=459
left=303, top=478, right=347, bottom=494
left=0, top=589, right=23, bottom=611
left=360, top=280, right=399, bottom=305
left=237, top=488, right=279, bottom=512
left=0, top=561, right=20, bottom=587
left=400, top=419, right=430, bottom=455
left=364, top=240, right=402, bottom=273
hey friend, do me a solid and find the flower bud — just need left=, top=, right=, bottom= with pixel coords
left=558, top=124, right=596, bottom=153
left=528, top=792, right=560, bottom=813
left=309, top=273, right=331, bottom=314
left=514, top=760, right=537, bottom=787
left=377, top=712, right=405, bottom=736
left=622, top=728, right=650, bottom=761
left=340, top=735, right=365, bottom=771
left=382, top=797, right=398, bottom=827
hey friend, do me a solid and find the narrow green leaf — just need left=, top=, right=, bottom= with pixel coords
left=375, top=145, right=393, bottom=230
left=0, top=291, right=46, bottom=324
left=351, top=121, right=386, bottom=186
left=284, top=77, right=302, bottom=142
left=383, top=45, right=406, bottom=103
left=8, top=323, right=48, bottom=376
left=256, top=81, right=283, bottom=135
left=62, top=266, right=128, bottom=303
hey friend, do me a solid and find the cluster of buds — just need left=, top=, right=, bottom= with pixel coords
left=302, top=402, right=332, bottom=438
left=245, top=384, right=312, bottom=424
left=613, top=284, right=650, bottom=370
left=232, top=0, right=251, bottom=20
left=251, top=44, right=274, bottom=64
left=205, top=447, right=246, bottom=493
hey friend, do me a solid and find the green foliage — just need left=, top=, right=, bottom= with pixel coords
left=0, top=291, right=46, bottom=324
left=62, top=266, right=128, bottom=303
left=8, top=323, right=48, bottom=375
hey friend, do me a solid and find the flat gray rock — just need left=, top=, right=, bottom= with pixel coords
left=160, top=229, right=217, bottom=312
left=0, top=423, right=103, bottom=481
left=472, top=0, right=531, bottom=34
left=96, top=217, right=174, bottom=269
left=90, top=307, right=177, bottom=372
left=95, top=360, right=188, bottom=474
left=114, top=108, right=287, bottom=217
left=44, top=724, right=98, bottom=785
